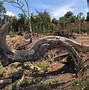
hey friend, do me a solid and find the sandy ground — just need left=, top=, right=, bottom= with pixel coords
left=75, top=34, right=89, bottom=45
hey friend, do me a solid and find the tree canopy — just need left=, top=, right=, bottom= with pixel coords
left=0, top=1, right=6, bottom=19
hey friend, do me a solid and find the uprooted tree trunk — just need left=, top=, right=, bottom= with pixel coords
left=0, top=16, right=89, bottom=89
left=0, top=16, right=89, bottom=70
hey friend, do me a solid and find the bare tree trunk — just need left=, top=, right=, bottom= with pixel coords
left=7, top=0, right=33, bottom=42
left=24, top=0, right=32, bottom=33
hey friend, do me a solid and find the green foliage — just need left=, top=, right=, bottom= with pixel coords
left=86, top=12, right=89, bottom=21
left=12, top=82, right=17, bottom=90
left=52, top=18, right=58, bottom=24
left=24, top=70, right=31, bottom=76
left=77, top=13, right=85, bottom=22
left=59, top=16, right=67, bottom=29
left=16, top=44, right=26, bottom=50
left=68, top=15, right=77, bottom=23
left=73, top=80, right=86, bottom=90
left=8, top=10, right=52, bottom=33
left=64, top=11, right=73, bottom=18
left=71, top=28, right=81, bottom=33
left=80, top=29, right=87, bottom=33
left=34, top=62, right=48, bottom=73
left=0, top=1, right=6, bottom=19
left=24, top=63, right=31, bottom=69
left=0, top=1, right=6, bottom=28
left=0, top=62, right=3, bottom=67
left=0, top=1, right=87, bottom=34
left=11, top=63, right=19, bottom=68
left=23, top=78, right=32, bottom=85
left=31, top=10, right=51, bottom=33
left=44, top=76, right=64, bottom=85
left=59, top=11, right=85, bottom=31
left=2, top=67, right=9, bottom=76
left=71, top=28, right=87, bottom=33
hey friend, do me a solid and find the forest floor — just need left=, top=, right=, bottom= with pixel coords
left=0, top=34, right=89, bottom=90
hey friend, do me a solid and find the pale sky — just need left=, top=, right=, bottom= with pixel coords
left=4, top=0, right=87, bottom=19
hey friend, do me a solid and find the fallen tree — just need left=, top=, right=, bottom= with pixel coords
left=0, top=16, right=89, bottom=89
left=0, top=16, right=89, bottom=70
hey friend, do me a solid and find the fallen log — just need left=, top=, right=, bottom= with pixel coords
left=0, top=78, right=12, bottom=85
left=0, top=71, right=23, bottom=89
left=0, top=16, right=89, bottom=71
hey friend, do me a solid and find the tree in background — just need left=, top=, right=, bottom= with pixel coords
left=77, top=13, right=85, bottom=22
left=18, top=13, right=26, bottom=32
left=87, top=12, right=89, bottom=21
left=31, top=10, right=52, bottom=33
left=59, top=16, right=67, bottom=29
left=0, top=1, right=6, bottom=19
left=87, top=0, right=89, bottom=21
left=52, top=18, right=58, bottom=25
left=64, top=11, right=77, bottom=23
left=3, top=0, right=32, bottom=43
left=8, top=10, right=52, bottom=34
left=9, top=16, right=18, bottom=32
left=4, top=0, right=32, bottom=32
left=0, top=1, right=6, bottom=28
left=0, top=2, right=87, bottom=34
left=64, top=11, right=73, bottom=18
left=58, top=11, right=86, bottom=33
left=59, top=11, right=75, bottom=30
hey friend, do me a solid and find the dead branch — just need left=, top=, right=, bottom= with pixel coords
left=0, top=78, right=12, bottom=85
left=0, top=71, right=22, bottom=89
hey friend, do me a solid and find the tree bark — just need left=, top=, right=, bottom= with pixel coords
left=0, top=78, right=12, bottom=85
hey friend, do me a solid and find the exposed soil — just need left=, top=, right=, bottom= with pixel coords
left=0, top=34, right=89, bottom=90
